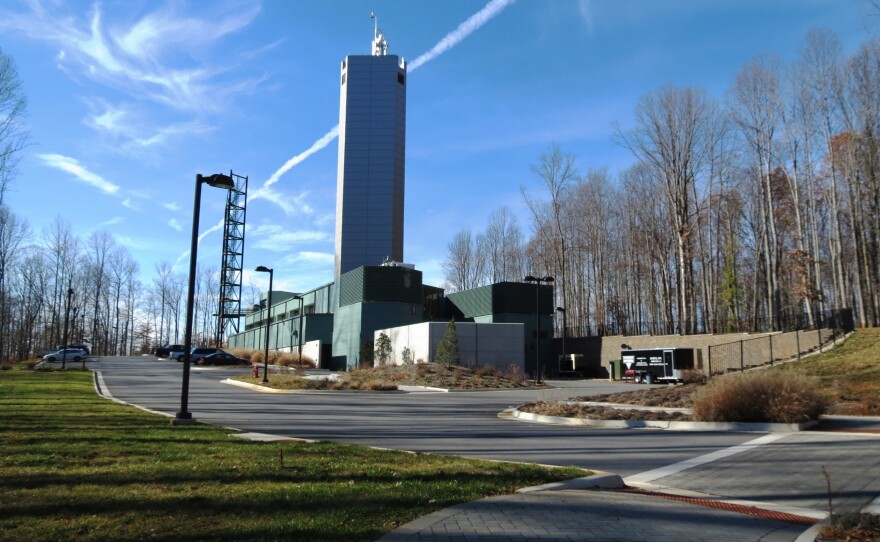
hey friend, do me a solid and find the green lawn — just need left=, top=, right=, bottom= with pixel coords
left=0, top=370, right=586, bottom=541
left=778, top=328, right=880, bottom=415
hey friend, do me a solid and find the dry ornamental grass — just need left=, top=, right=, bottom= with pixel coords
left=691, top=371, right=828, bottom=423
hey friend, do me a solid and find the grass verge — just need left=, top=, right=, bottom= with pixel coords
left=0, top=370, right=586, bottom=542
left=777, top=327, right=880, bottom=415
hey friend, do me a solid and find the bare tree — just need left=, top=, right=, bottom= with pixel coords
left=0, top=205, right=30, bottom=360
left=483, top=207, right=525, bottom=283
left=85, top=231, right=114, bottom=354
left=523, top=145, right=578, bottom=316
left=619, top=86, right=720, bottom=333
left=442, top=229, right=488, bottom=292
left=0, top=47, right=28, bottom=204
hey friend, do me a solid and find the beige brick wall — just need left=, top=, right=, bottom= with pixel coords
left=600, top=332, right=776, bottom=370
left=600, top=329, right=835, bottom=374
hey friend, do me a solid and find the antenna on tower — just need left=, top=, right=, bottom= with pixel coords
left=370, top=12, right=388, bottom=56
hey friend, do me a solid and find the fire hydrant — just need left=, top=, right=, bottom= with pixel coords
left=252, top=364, right=259, bottom=378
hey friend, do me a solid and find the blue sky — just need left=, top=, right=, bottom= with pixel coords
left=1, top=0, right=873, bottom=294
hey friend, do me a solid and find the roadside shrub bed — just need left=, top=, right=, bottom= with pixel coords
left=239, top=349, right=316, bottom=369
left=521, top=401, right=690, bottom=421
left=238, top=373, right=397, bottom=391
left=575, top=384, right=699, bottom=408
left=821, top=512, right=880, bottom=541
left=691, top=371, right=828, bottom=423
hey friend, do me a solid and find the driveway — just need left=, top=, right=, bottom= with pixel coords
left=97, top=356, right=757, bottom=475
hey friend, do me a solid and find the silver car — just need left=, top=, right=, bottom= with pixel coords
left=43, top=348, right=88, bottom=362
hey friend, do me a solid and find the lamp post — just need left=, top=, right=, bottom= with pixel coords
left=556, top=306, right=566, bottom=370
left=174, top=173, right=234, bottom=425
left=255, top=266, right=274, bottom=383
left=293, top=294, right=304, bottom=365
left=524, top=275, right=554, bottom=384
left=62, top=286, right=73, bottom=370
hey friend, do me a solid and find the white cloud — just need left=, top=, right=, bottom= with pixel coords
left=173, top=218, right=225, bottom=267
left=278, top=251, right=334, bottom=267
left=0, top=1, right=264, bottom=112
left=249, top=186, right=315, bottom=217
left=83, top=100, right=216, bottom=154
left=577, top=0, right=594, bottom=33
left=251, top=224, right=330, bottom=252
left=37, top=153, right=120, bottom=194
left=113, top=234, right=149, bottom=250
left=168, top=218, right=182, bottom=231
left=98, top=216, right=124, bottom=226
left=163, top=202, right=180, bottom=212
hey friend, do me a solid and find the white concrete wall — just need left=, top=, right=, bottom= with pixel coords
left=374, top=322, right=524, bottom=371
left=281, top=340, right=322, bottom=366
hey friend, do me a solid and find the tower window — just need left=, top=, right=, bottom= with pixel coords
left=397, top=73, right=405, bottom=85
left=341, top=73, right=346, bottom=85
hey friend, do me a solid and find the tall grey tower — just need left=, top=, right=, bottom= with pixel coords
left=334, top=18, right=407, bottom=280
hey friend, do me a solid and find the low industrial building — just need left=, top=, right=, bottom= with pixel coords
left=228, top=264, right=552, bottom=374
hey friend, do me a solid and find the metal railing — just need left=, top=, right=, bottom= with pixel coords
left=706, top=327, right=844, bottom=376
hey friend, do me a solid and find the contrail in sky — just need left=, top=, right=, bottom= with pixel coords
left=254, top=0, right=516, bottom=205
left=182, top=0, right=515, bottom=268
left=408, top=0, right=515, bottom=72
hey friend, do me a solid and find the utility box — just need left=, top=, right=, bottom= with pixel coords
left=608, top=359, right=622, bottom=380
left=620, top=348, right=699, bottom=383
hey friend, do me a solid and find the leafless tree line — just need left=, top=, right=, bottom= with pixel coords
left=445, top=29, right=880, bottom=335
left=0, top=210, right=228, bottom=361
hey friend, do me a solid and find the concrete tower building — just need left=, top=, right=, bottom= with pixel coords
left=334, top=19, right=407, bottom=280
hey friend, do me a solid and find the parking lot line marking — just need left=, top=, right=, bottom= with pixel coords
left=624, top=433, right=786, bottom=484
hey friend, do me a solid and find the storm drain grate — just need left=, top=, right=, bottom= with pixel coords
left=618, top=487, right=820, bottom=526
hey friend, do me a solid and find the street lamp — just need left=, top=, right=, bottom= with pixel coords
left=174, top=172, right=234, bottom=425
left=62, top=286, right=73, bottom=370
left=524, top=275, right=554, bottom=384
left=293, top=294, right=304, bottom=365
left=255, top=266, right=274, bottom=383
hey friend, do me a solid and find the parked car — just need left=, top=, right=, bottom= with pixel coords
left=187, top=347, right=225, bottom=364
left=197, top=352, right=251, bottom=366
left=40, top=344, right=90, bottom=357
left=169, top=345, right=187, bottom=361
left=43, top=348, right=88, bottom=362
left=154, top=344, right=184, bottom=358
left=66, top=344, right=90, bottom=355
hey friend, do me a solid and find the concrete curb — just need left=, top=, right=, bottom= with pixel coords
left=509, top=407, right=818, bottom=432
left=92, top=370, right=174, bottom=419
left=795, top=521, right=827, bottom=542
left=517, top=473, right=625, bottom=493
left=222, top=378, right=516, bottom=394
left=626, top=480, right=828, bottom=521
left=229, top=432, right=318, bottom=443
left=221, top=378, right=415, bottom=394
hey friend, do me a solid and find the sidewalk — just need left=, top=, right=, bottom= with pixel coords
left=379, top=488, right=807, bottom=541
left=380, top=425, right=880, bottom=542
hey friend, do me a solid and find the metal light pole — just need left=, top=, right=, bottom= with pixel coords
left=255, top=266, right=274, bottom=383
left=174, top=173, right=234, bottom=425
left=556, top=306, right=566, bottom=370
left=524, top=275, right=554, bottom=384
left=61, top=286, right=73, bottom=370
